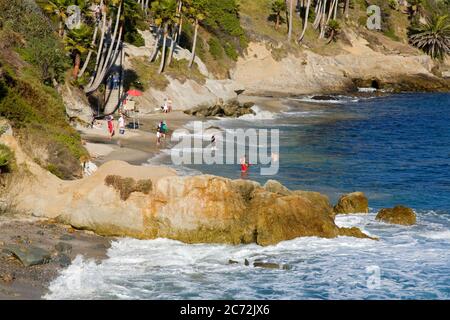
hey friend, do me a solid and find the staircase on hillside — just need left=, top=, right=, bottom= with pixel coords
left=103, top=85, right=121, bottom=115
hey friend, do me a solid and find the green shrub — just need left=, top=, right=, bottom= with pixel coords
left=0, top=143, right=14, bottom=173
left=105, top=175, right=153, bottom=201
left=208, top=37, right=223, bottom=59
left=224, top=42, right=239, bottom=61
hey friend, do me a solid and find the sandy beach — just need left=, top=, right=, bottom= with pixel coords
left=79, top=110, right=197, bottom=166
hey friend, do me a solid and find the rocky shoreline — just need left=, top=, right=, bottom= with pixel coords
left=0, top=217, right=112, bottom=299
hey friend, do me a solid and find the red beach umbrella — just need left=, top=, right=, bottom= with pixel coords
left=127, top=89, right=143, bottom=97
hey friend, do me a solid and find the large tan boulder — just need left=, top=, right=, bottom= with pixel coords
left=55, top=173, right=372, bottom=245
left=376, top=206, right=416, bottom=226
left=334, top=192, right=369, bottom=215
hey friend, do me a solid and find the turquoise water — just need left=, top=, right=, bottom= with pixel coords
left=46, top=93, right=450, bottom=300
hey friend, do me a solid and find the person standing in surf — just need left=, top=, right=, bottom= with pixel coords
left=107, top=115, right=115, bottom=140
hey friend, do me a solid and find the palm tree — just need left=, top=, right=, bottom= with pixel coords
left=298, top=0, right=311, bottom=42
left=64, top=23, right=93, bottom=78
left=344, top=0, right=350, bottom=19
left=43, top=0, right=72, bottom=37
left=271, top=0, right=287, bottom=30
left=409, top=14, right=450, bottom=60
left=184, top=0, right=206, bottom=69
left=152, top=0, right=177, bottom=74
left=325, top=19, right=340, bottom=43
left=287, top=0, right=294, bottom=41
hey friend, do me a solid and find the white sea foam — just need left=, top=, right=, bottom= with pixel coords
left=290, top=95, right=359, bottom=104
left=45, top=210, right=450, bottom=300
left=238, top=105, right=277, bottom=121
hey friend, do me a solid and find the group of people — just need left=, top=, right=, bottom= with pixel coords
left=106, top=113, right=126, bottom=140
left=109, top=72, right=121, bottom=90
left=162, top=98, right=173, bottom=113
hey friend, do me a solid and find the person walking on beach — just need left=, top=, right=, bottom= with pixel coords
left=107, top=115, right=115, bottom=140
left=117, top=113, right=125, bottom=135
left=156, top=127, right=162, bottom=146
left=167, top=97, right=173, bottom=113
left=162, top=99, right=169, bottom=113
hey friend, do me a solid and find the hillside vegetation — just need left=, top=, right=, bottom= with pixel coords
left=0, top=0, right=88, bottom=180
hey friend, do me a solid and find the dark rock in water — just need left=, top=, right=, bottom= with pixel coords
left=253, top=262, right=280, bottom=269
left=55, top=242, right=72, bottom=254
left=282, top=264, right=291, bottom=270
left=3, top=244, right=51, bottom=267
left=339, top=227, right=378, bottom=240
left=57, top=254, right=72, bottom=268
left=311, top=95, right=339, bottom=101
left=244, top=259, right=250, bottom=266
left=59, top=234, right=75, bottom=241
left=184, top=100, right=255, bottom=118
left=334, top=192, right=369, bottom=215
left=228, top=259, right=239, bottom=265
left=376, top=206, right=416, bottom=226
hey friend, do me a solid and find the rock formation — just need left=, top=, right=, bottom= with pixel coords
left=184, top=100, right=255, bottom=118
left=334, top=192, right=369, bottom=215
left=376, top=206, right=416, bottom=226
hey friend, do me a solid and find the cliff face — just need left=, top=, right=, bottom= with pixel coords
left=124, top=28, right=448, bottom=113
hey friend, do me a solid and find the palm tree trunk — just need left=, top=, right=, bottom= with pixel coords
left=59, top=19, right=64, bottom=37
left=177, top=0, right=183, bottom=44
left=150, top=26, right=162, bottom=62
left=73, top=53, right=81, bottom=78
left=167, top=28, right=178, bottom=67
left=345, top=0, right=350, bottom=19
left=85, top=0, right=122, bottom=93
left=78, top=24, right=99, bottom=78
left=87, top=2, right=107, bottom=87
left=275, top=14, right=280, bottom=30
left=313, top=0, right=323, bottom=29
left=288, top=0, right=294, bottom=41
left=298, top=0, right=311, bottom=42
left=158, top=23, right=168, bottom=74
left=326, top=0, right=337, bottom=26
left=319, top=0, right=328, bottom=39
left=188, top=19, right=199, bottom=69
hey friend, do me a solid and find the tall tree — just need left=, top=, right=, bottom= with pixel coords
left=151, top=0, right=177, bottom=73
left=64, top=23, right=93, bottom=78
left=43, top=0, right=71, bottom=37
left=271, top=0, right=287, bottom=30
left=298, top=0, right=311, bottom=42
left=409, top=14, right=450, bottom=60
left=287, top=0, right=294, bottom=41
left=184, top=0, right=206, bottom=69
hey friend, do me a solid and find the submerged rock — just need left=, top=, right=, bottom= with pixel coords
left=55, top=242, right=72, bottom=254
left=3, top=244, right=51, bottom=267
left=334, top=192, right=369, bottom=215
left=253, top=262, right=280, bottom=269
left=376, top=206, right=416, bottom=226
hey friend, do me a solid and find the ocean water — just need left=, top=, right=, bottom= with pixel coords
left=46, top=93, right=450, bottom=300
